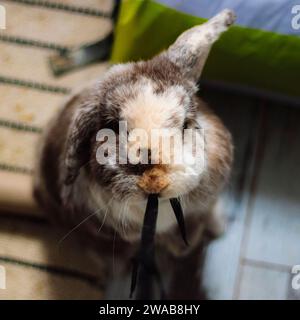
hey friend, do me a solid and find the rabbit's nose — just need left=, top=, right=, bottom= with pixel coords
left=137, top=166, right=169, bottom=194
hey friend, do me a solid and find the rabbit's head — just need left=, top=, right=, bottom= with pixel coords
left=63, top=10, right=235, bottom=202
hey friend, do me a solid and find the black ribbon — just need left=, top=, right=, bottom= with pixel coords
left=130, top=195, right=188, bottom=299
left=169, top=198, right=189, bottom=246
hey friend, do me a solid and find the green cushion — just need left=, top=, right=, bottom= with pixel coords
left=111, top=0, right=300, bottom=100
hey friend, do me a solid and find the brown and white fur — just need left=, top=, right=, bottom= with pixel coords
left=34, top=10, right=235, bottom=299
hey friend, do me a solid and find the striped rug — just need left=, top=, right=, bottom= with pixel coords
left=0, top=0, right=113, bottom=299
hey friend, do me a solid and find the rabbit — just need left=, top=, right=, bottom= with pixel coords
left=34, top=9, right=235, bottom=299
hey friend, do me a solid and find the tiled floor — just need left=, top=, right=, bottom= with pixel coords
left=201, top=90, right=300, bottom=300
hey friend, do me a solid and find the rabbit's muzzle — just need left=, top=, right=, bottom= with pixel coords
left=137, top=166, right=169, bottom=194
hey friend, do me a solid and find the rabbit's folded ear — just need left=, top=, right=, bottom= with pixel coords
left=63, top=98, right=100, bottom=185
left=164, top=9, right=235, bottom=81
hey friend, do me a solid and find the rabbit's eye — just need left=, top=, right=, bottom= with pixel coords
left=183, top=119, right=201, bottom=131
left=183, top=120, right=189, bottom=130
left=105, top=120, right=119, bottom=134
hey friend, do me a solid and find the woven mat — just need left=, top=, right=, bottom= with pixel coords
left=0, top=0, right=112, bottom=299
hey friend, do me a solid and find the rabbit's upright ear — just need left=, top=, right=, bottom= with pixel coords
left=63, top=93, right=100, bottom=186
left=164, top=9, right=235, bottom=81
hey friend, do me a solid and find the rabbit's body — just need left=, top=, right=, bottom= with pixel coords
left=34, top=10, right=235, bottom=299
